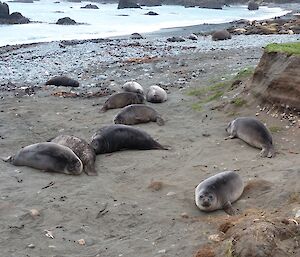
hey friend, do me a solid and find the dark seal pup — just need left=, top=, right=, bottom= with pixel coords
left=114, top=104, right=164, bottom=126
left=45, top=76, right=79, bottom=87
left=3, top=142, right=83, bottom=175
left=100, top=92, right=145, bottom=112
left=90, top=124, right=167, bottom=154
left=195, top=171, right=244, bottom=215
left=50, top=135, right=97, bottom=176
left=225, top=117, right=275, bottom=158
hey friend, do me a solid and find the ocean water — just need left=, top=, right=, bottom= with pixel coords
left=0, top=0, right=291, bottom=46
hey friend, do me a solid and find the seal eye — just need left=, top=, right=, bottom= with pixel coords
left=209, top=195, right=213, bottom=200
left=200, top=195, right=204, bottom=199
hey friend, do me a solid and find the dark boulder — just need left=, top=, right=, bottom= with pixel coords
left=9, top=12, right=30, bottom=24
left=56, top=17, right=77, bottom=25
left=130, top=32, right=143, bottom=39
left=118, top=0, right=141, bottom=9
left=81, top=4, right=99, bottom=9
left=145, top=11, right=158, bottom=16
left=198, top=1, right=224, bottom=10
left=45, top=76, right=79, bottom=87
left=248, top=1, right=259, bottom=11
left=138, top=0, right=162, bottom=6
left=211, top=30, right=232, bottom=41
left=12, top=0, right=34, bottom=3
left=167, top=36, right=185, bottom=42
left=0, top=1, right=9, bottom=19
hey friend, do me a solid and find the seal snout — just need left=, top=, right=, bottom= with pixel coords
left=201, top=201, right=211, bottom=208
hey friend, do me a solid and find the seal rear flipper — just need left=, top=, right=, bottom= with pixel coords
left=100, top=106, right=107, bottom=113
left=84, top=167, right=98, bottom=176
left=156, top=116, right=165, bottom=126
left=2, top=156, right=13, bottom=163
left=223, top=201, right=238, bottom=216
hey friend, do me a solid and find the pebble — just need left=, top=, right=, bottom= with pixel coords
left=27, top=244, right=35, bottom=249
left=166, top=191, right=176, bottom=196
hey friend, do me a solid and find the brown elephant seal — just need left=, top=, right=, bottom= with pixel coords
left=211, top=30, right=232, bottom=41
left=90, top=124, right=167, bottom=154
left=100, top=92, right=145, bottom=112
left=114, top=104, right=164, bottom=126
left=50, top=135, right=97, bottom=176
left=45, top=76, right=79, bottom=87
left=146, top=85, right=168, bottom=103
left=225, top=117, right=275, bottom=158
left=195, top=171, right=244, bottom=215
left=121, top=81, right=144, bottom=94
left=3, top=142, right=83, bottom=175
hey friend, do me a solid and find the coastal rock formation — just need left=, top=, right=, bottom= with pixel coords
left=198, top=0, right=224, bottom=9
left=56, top=17, right=77, bottom=25
left=248, top=1, right=259, bottom=10
left=211, top=30, right=232, bottom=41
left=81, top=4, right=99, bottom=9
left=0, top=1, right=30, bottom=24
left=167, top=36, right=185, bottom=42
left=118, top=0, right=141, bottom=9
left=250, top=46, right=300, bottom=111
left=138, top=0, right=162, bottom=6
left=145, top=11, right=159, bottom=15
left=130, top=32, right=143, bottom=39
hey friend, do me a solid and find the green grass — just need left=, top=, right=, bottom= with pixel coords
left=269, top=126, right=282, bottom=133
left=231, top=97, right=247, bottom=107
left=225, top=240, right=234, bottom=257
left=191, top=102, right=203, bottom=111
left=234, top=67, right=255, bottom=80
left=205, top=91, right=224, bottom=102
left=265, top=42, right=300, bottom=55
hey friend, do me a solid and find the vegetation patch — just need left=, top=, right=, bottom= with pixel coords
left=269, top=126, right=282, bottom=133
left=231, top=97, right=247, bottom=107
left=265, top=42, right=300, bottom=55
left=191, top=102, right=203, bottom=111
left=234, top=67, right=254, bottom=80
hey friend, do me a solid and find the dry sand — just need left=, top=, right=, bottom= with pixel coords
left=0, top=34, right=299, bottom=257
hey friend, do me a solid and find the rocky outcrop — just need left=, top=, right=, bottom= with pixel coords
left=248, top=1, right=259, bottom=10
left=211, top=30, right=231, bottom=41
left=56, top=17, right=77, bottom=25
left=81, top=4, right=99, bottom=9
left=138, top=0, right=162, bottom=6
left=118, top=0, right=141, bottom=9
left=198, top=0, right=224, bottom=9
left=251, top=49, right=300, bottom=111
left=145, top=11, right=159, bottom=15
left=0, top=1, right=30, bottom=24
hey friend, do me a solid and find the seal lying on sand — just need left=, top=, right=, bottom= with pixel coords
left=121, top=81, right=144, bottom=94
left=114, top=104, right=164, bottom=126
left=225, top=117, right=275, bottom=158
left=50, top=135, right=97, bottom=176
left=45, top=76, right=79, bottom=87
left=195, top=171, right=244, bottom=215
left=90, top=124, right=167, bottom=154
left=3, top=142, right=83, bottom=175
left=146, top=85, right=167, bottom=103
left=100, top=92, right=145, bottom=112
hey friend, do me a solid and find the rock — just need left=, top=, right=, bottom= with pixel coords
left=9, top=12, right=30, bottom=24
left=27, top=244, right=35, bottom=249
left=0, top=1, right=9, bottom=19
left=81, top=4, right=99, bottom=9
left=130, top=32, right=143, bottom=39
left=56, top=17, right=77, bottom=25
left=138, top=0, right=162, bottom=6
left=188, top=33, right=197, bottom=40
left=12, top=0, right=33, bottom=3
left=145, top=11, right=159, bottom=16
left=29, top=209, right=40, bottom=217
left=118, top=0, right=141, bottom=9
left=45, top=76, right=79, bottom=87
left=248, top=1, right=259, bottom=11
left=251, top=46, right=300, bottom=111
left=198, top=1, right=224, bottom=10
left=167, top=36, right=185, bottom=42
left=211, top=30, right=231, bottom=41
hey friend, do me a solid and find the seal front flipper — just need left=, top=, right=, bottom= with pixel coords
left=223, top=201, right=238, bottom=216
left=2, top=156, right=13, bottom=163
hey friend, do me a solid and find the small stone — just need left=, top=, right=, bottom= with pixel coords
left=166, top=191, right=176, bottom=196
left=255, top=112, right=259, bottom=116
left=208, top=234, right=221, bottom=242
left=30, top=209, right=40, bottom=217
left=27, top=244, right=35, bottom=248
left=158, top=249, right=166, bottom=254
left=78, top=239, right=86, bottom=245
left=181, top=212, right=189, bottom=218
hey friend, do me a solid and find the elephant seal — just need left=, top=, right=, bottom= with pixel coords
left=121, top=81, right=144, bottom=94
left=45, top=76, right=79, bottom=87
left=211, top=30, right=232, bottom=41
left=195, top=171, right=244, bottom=215
left=225, top=117, right=275, bottom=158
left=114, top=104, right=164, bottom=126
left=3, top=142, right=83, bottom=175
left=100, top=92, right=145, bottom=112
left=90, top=124, right=167, bottom=154
left=50, top=135, right=97, bottom=176
left=146, top=85, right=168, bottom=103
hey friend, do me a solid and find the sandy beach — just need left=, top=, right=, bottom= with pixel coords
left=0, top=15, right=300, bottom=257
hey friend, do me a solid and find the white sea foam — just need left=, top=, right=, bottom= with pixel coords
left=0, top=1, right=291, bottom=46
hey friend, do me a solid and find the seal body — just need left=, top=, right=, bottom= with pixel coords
left=4, top=142, right=83, bottom=175
left=114, top=104, right=164, bottom=126
left=195, top=171, right=244, bottom=215
left=50, top=135, right=97, bottom=176
left=90, top=124, right=167, bottom=154
left=146, top=85, right=168, bottom=103
left=100, top=92, right=145, bottom=112
left=226, top=117, right=275, bottom=158
left=121, top=81, right=144, bottom=94
left=45, top=76, right=79, bottom=87
left=212, top=30, right=232, bottom=41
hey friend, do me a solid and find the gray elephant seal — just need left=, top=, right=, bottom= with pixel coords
left=121, top=81, right=144, bottom=94
left=45, top=76, right=79, bottom=87
left=100, top=92, right=145, bottom=112
left=114, top=104, right=164, bottom=126
left=50, top=135, right=97, bottom=176
left=225, top=117, right=275, bottom=158
left=90, top=124, right=167, bottom=154
left=3, top=142, right=83, bottom=175
left=195, top=171, right=244, bottom=215
left=146, top=85, right=168, bottom=103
